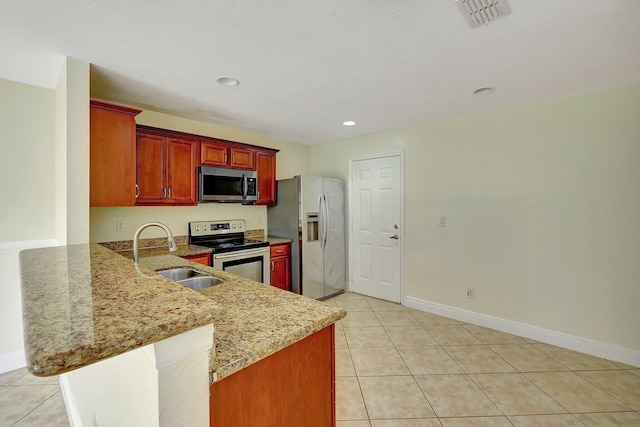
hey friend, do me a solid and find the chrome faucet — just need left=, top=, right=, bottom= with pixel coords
left=133, top=222, right=177, bottom=263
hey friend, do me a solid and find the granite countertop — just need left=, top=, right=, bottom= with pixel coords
left=21, top=243, right=345, bottom=384
left=266, top=236, right=293, bottom=245
left=138, top=255, right=345, bottom=383
left=20, top=244, right=222, bottom=377
left=115, top=243, right=212, bottom=260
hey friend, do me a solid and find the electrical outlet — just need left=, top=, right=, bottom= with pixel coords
left=116, top=220, right=125, bottom=232
left=466, top=288, right=475, bottom=299
left=438, top=215, right=447, bottom=227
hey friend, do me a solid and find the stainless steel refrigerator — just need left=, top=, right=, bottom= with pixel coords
left=267, top=176, right=346, bottom=299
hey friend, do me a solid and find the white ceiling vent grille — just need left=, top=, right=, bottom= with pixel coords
left=455, top=0, right=512, bottom=28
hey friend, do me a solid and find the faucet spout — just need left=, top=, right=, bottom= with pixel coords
left=133, top=222, right=177, bottom=263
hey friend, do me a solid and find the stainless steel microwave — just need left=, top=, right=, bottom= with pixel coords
left=198, top=166, right=258, bottom=203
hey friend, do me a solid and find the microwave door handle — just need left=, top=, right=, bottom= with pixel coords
left=242, top=174, right=248, bottom=199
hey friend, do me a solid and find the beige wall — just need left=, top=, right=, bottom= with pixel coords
left=0, top=78, right=56, bottom=241
left=0, top=60, right=90, bottom=369
left=310, top=83, right=640, bottom=352
left=90, top=109, right=311, bottom=242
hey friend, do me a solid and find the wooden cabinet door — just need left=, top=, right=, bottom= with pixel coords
left=210, top=325, right=335, bottom=427
left=230, top=147, right=255, bottom=170
left=271, top=256, right=290, bottom=290
left=201, top=141, right=228, bottom=166
left=136, top=132, right=166, bottom=204
left=255, top=151, right=276, bottom=206
left=270, top=243, right=291, bottom=291
left=89, top=101, right=141, bottom=207
left=182, top=253, right=211, bottom=266
left=167, top=137, right=198, bottom=205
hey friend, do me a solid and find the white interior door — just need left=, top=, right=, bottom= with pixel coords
left=351, top=154, right=402, bottom=303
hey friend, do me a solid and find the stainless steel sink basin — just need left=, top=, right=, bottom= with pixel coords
left=156, top=268, right=204, bottom=281
left=177, top=276, right=223, bottom=290
left=155, top=267, right=223, bottom=290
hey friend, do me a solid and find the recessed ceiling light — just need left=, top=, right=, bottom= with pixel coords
left=473, top=87, right=496, bottom=95
left=342, top=121, right=356, bottom=126
left=217, top=76, right=240, bottom=87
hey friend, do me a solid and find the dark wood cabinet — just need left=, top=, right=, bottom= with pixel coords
left=200, top=141, right=228, bottom=167
left=210, top=325, right=335, bottom=427
left=255, top=151, right=277, bottom=206
left=136, top=131, right=198, bottom=206
left=201, top=141, right=256, bottom=170
left=182, top=253, right=211, bottom=266
left=230, top=146, right=255, bottom=169
left=270, top=242, right=291, bottom=291
left=89, top=100, right=141, bottom=207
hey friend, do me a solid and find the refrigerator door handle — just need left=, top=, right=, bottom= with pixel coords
left=322, top=193, right=329, bottom=247
left=318, top=194, right=325, bottom=249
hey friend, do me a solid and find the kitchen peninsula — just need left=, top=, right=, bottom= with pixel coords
left=20, top=244, right=345, bottom=426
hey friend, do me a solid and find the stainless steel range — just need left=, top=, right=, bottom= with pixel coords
left=188, top=219, right=270, bottom=285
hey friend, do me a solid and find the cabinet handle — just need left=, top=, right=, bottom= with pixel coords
left=224, top=152, right=228, bottom=163
left=168, top=187, right=171, bottom=199
left=276, top=250, right=284, bottom=254
left=135, top=184, right=139, bottom=198
left=271, top=261, right=274, bottom=272
left=163, top=188, right=167, bottom=199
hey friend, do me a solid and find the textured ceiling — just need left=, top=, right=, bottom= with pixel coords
left=1, top=0, right=639, bottom=144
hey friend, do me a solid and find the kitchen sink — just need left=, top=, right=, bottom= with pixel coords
left=177, top=276, right=223, bottom=290
left=156, top=267, right=204, bottom=281
left=156, top=267, right=223, bottom=290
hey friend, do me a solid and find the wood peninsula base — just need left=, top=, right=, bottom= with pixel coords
left=210, top=325, right=335, bottom=427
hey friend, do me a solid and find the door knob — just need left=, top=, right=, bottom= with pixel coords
left=390, top=234, right=399, bottom=240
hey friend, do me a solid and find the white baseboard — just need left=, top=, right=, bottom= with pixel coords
left=0, top=351, right=26, bottom=374
left=404, top=296, right=640, bottom=368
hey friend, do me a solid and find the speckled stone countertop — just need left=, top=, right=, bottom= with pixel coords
left=21, top=243, right=345, bottom=384
left=99, top=236, right=212, bottom=259
left=266, top=236, right=293, bottom=245
left=20, top=244, right=222, bottom=377
left=138, top=255, right=346, bottom=383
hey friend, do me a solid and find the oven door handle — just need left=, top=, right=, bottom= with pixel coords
left=213, top=248, right=269, bottom=259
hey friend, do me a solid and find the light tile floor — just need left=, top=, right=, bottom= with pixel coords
left=325, top=292, right=640, bottom=427
left=1, top=291, right=639, bottom=427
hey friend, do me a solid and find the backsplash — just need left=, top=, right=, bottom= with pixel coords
left=90, top=204, right=268, bottom=243
left=99, top=229, right=266, bottom=252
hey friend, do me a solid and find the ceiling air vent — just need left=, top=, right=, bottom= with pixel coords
left=455, top=0, right=511, bottom=28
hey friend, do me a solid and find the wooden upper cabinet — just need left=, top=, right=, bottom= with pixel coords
left=201, top=141, right=255, bottom=170
left=90, top=100, right=141, bottom=207
left=136, top=130, right=198, bottom=206
left=135, top=133, right=165, bottom=203
left=167, top=137, right=198, bottom=204
left=230, top=147, right=255, bottom=170
left=201, top=141, right=229, bottom=167
left=255, top=151, right=277, bottom=206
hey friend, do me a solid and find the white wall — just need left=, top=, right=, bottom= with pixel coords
left=90, top=108, right=311, bottom=242
left=310, top=83, right=640, bottom=355
left=0, top=58, right=90, bottom=372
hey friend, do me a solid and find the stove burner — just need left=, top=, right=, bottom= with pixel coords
left=216, top=243, right=235, bottom=249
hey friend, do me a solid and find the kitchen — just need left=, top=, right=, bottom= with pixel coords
left=2, top=1, right=640, bottom=426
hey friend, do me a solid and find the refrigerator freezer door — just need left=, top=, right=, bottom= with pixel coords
left=322, top=177, right=346, bottom=297
left=301, top=176, right=325, bottom=299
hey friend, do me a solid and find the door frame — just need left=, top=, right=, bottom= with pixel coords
left=348, top=151, right=405, bottom=304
